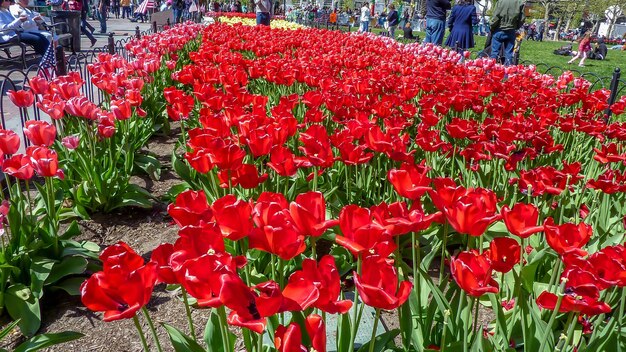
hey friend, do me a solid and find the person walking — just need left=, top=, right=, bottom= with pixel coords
left=568, top=32, right=591, bottom=67
left=489, top=0, right=525, bottom=65
left=96, top=0, right=109, bottom=33
left=254, top=0, right=271, bottom=25
left=359, top=2, right=370, bottom=32
left=172, top=0, right=184, bottom=22
left=423, top=0, right=450, bottom=45
left=111, top=0, right=119, bottom=18
left=386, top=4, right=398, bottom=38
left=121, top=0, right=130, bottom=18
left=444, top=0, right=478, bottom=50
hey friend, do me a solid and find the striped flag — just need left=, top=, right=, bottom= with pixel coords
left=37, top=42, right=56, bottom=80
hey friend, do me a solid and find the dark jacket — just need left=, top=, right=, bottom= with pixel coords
left=387, top=9, right=398, bottom=26
left=426, top=0, right=451, bottom=21
left=490, top=0, right=525, bottom=31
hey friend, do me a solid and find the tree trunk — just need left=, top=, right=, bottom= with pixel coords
left=419, top=0, right=426, bottom=17
left=608, top=16, right=618, bottom=38
left=564, top=11, right=573, bottom=33
left=553, top=16, right=562, bottom=40
left=542, top=3, right=551, bottom=41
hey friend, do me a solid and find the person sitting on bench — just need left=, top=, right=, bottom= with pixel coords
left=9, top=0, right=52, bottom=40
left=1, top=0, right=50, bottom=56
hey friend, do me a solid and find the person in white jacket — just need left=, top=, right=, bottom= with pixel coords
left=359, top=2, right=370, bottom=32
left=0, top=0, right=49, bottom=55
left=9, top=0, right=52, bottom=40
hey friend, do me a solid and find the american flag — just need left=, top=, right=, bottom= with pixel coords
left=37, top=42, right=56, bottom=80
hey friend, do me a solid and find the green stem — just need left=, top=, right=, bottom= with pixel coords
left=559, top=312, right=577, bottom=351
left=539, top=280, right=567, bottom=352
left=619, top=288, right=626, bottom=352
left=439, top=223, right=448, bottom=284
left=133, top=315, right=150, bottom=352
left=311, top=236, right=317, bottom=260
left=217, top=305, right=231, bottom=352
left=181, top=287, right=197, bottom=341
left=369, top=309, right=381, bottom=352
left=412, top=232, right=422, bottom=330
left=463, top=296, right=474, bottom=352
left=348, top=257, right=363, bottom=352
left=257, top=331, right=263, bottom=352
left=141, top=307, right=163, bottom=352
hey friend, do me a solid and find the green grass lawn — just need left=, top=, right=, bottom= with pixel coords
left=368, top=25, right=626, bottom=81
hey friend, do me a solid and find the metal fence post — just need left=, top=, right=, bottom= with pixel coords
left=152, top=21, right=158, bottom=33
left=107, top=33, right=115, bottom=54
left=167, top=18, right=171, bottom=26
left=55, top=45, right=67, bottom=76
left=135, top=26, right=141, bottom=39
left=605, top=67, right=621, bottom=121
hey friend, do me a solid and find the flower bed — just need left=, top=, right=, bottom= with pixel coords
left=5, top=19, right=626, bottom=351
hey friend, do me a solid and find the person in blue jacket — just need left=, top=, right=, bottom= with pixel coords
left=423, top=0, right=450, bottom=45
left=444, top=0, right=478, bottom=50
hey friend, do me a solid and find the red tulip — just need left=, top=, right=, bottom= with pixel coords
left=283, top=256, right=352, bottom=314
left=443, top=189, right=501, bottom=237
left=169, top=222, right=226, bottom=269
left=450, top=250, right=499, bottom=297
left=178, top=253, right=241, bottom=307
left=267, top=145, right=306, bottom=177
left=305, top=314, right=326, bottom=352
left=299, top=124, right=334, bottom=168
left=2, top=154, right=34, bottom=180
left=536, top=269, right=611, bottom=316
left=489, top=237, right=521, bottom=273
left=27, top=146, right=63, bottom=179
left=544, top=217, right=592, bottom=255
left=211, top=194, right=253, bottom=241
left=7, top=89, right=34, bottom=108
left=219, top=274, right=284, bottom=333
left=210, top=142, right=246, bottom=171
left=388, top=162, right=432, bottom=200
left=28, top=76, right=49, bottom=95
left=248, top=204, right=306, bottom=260
left=185, top=148, right=213, bottom=173
left=274, top=323, right=306, bottom=352
left=289, top=191, right=337, bottom=237
left=23, top=120, right=56, bottom=147
left=167, top=190, right=213, bottom=227
left=354, top=255, right=412, bottom=310
left=0, top=129, right=21, bottom=155
left=501, top=203, right=544, bottom=238
left=110, top=99, right=132, bottom=120
left=150, top=243, right=177, bottom=284
left=81, top=242, right=157, bottom=321
left=217, top=164, right=268, bottom=189
left=336, top=205, right=396, bottom=257
left=274, top=315, right=326, bottom=352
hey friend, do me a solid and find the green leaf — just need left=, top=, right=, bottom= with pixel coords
left=520, top=247, right=552, bottom=293
left=163, top=323, right=206, bottom=352
left=0, top=320, right=20, bottom=341
left=203, top=312, right=226, bottom=352
left=45, top=256, right=88, bottom=285
left=6, top=284, right=41, bottom=337
left=14, top=331, right=84, bottom=352
left=30, top=258, right=55, bottom=300
left=50, top=277, right=87, bottom=296
left=164, top=183, right=192, bottom=203
left=61, top=241, right=100, bottom=259
left=356, top=329, right=400, bottom=352
left=134, top=154, right=162, bottom=181
left=59, top=221, right=80, bottom=241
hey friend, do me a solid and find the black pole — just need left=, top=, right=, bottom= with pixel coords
left=55, top=45, right=67, bottom=76
left=107, top=32, right=115, bottom=54
left=605, top=67, right=621, bottom=121
left=135, top=26, right=141, bottom=39
left=167, top=17, right=171, bottom=26
left=152, top=20, right=158, bottom=33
